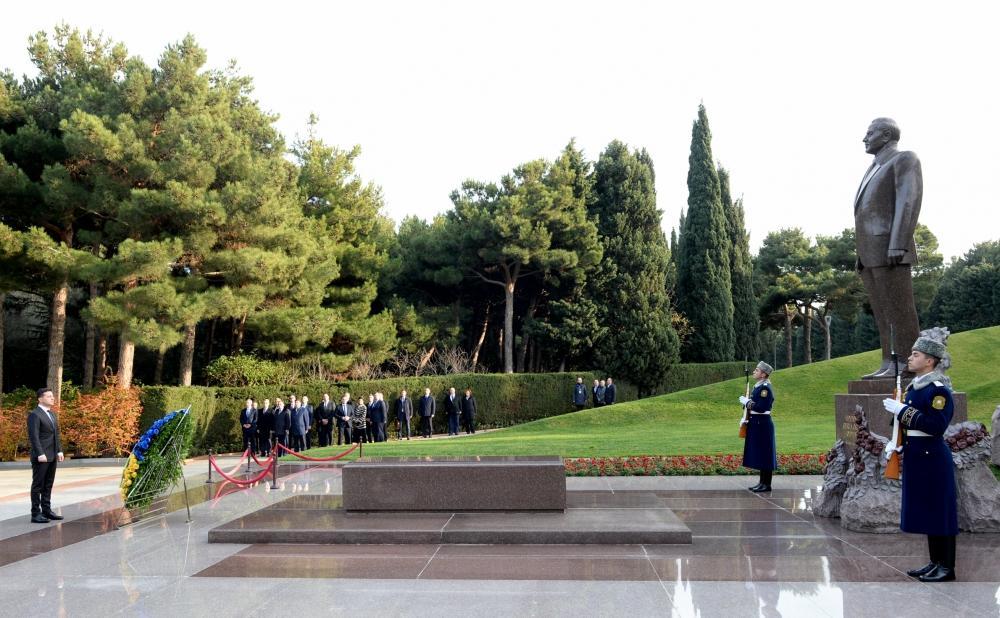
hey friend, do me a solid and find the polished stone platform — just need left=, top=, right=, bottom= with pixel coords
left=208, top=491, right=692, bottom=545
left=343, top=456, right=566, bottom=512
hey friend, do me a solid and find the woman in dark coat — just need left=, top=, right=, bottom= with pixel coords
left=460, top=388, right=477, bottom=434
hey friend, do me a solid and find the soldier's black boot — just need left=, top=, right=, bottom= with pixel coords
left=750, top=470, right=772, bottom=492
left=908, top=537, right=938, bottom=577
left=919, top=536, right=956, bottom=582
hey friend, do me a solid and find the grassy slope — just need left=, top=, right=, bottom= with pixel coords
left=307, top=326, right=1000, bottom=458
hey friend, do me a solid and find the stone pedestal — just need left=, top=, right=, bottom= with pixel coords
left=992, top=405, right=1000, bottom=466
left=835, top=378, right=967, bottom=458
left=343, top=456, right=566, bottom=512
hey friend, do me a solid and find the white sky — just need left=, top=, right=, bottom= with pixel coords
left=3, top=1, right=996, bottom=260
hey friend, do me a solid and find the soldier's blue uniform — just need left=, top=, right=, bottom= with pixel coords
left=897, top=380, right=957, bottom=535
left=742, top=380, right=777, bottom=471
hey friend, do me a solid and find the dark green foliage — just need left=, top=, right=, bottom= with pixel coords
left=676, top=106, right=735, bottom=361
left=926, top=240, right=1000, bottom=332
left=139, top=386, right=218, bottom=453
left=589, top=141, right=679, bottom=393
left=649, top=361, right=746, bottom=396
left=203, top=354, right=297, bottom=386
left=719, top=167, right=758, bottom=359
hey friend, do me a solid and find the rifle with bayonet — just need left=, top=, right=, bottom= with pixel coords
left=739, top=357, right=749, bottom=439
left=884, top=324, right=903, bottom=480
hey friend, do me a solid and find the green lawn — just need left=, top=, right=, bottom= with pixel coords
left=304, top=326, right=1000, bottom=459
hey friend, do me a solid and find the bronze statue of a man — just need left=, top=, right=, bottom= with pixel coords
left=854, top=117, right=922, bottom=378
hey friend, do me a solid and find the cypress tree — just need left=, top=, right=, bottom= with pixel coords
left=719, top=166, right=758, bottom=359
left=676, top=105, right=734, bottom=362
left=589, top=140, right=679, bottom=393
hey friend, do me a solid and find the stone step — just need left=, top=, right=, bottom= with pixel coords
left=207, top=492, right=692, bottom=545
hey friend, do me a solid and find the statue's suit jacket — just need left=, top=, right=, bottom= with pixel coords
left=854, top=145, right=922, bottom=269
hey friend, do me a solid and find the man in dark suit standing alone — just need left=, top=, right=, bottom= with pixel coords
left=395, top=389, right=413, bottom=440
left=854, top=117, right=923, bottom=378
left=418, top=387, right=435, bottom=438
left=27, top=387, right=64, bottom=523
left=443, top=387, right=460, bottom=436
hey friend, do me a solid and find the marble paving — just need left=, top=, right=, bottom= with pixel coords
left=0, top=464, right=997, bottom=617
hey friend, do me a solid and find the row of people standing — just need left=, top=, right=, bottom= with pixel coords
left=572, top=377, right=617, bottom=410
left=238, top=387, right=480, bottom=455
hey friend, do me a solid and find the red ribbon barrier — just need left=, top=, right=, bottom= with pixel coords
left=209, top=454, right=272, bottom=485
left=250, top=448, right=276, bottom=468
left=276, top=443, right=358, bottom=461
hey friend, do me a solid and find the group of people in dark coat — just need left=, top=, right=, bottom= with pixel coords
left=572, top=377, right=617, bottom=410
left=238, top=387, right=481, bottom=451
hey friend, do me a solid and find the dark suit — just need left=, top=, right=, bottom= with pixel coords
left=370, top=400, right=387, bottom=442
left=460, top=395, right=477, bottom=434
left=335, top=402, right=354, bottom=445
left=27, top=406, right=61, bottom=516
left=854, top=145, right=922, bottom=370
left=301, top=404, right=314, bottom=449
left=257, top=406, right=273, bottom=455
left=443, top=395, right=460, bottom=435
left=573, top=383, right=588, bottom=410
left=239, top=406, right=258, bottom=453
left=395, top=396, right=413, bottom=440
left=316, top=402, right=335, bottom=447
left=272, top=406, right=291, bottom=450
left=418, top=395, right=435, bottom=437
left=594, top=386, right=605, bottom=407
left=604, top=383, right=617, bottom=405
left=290, top=406, right=309, bottom=451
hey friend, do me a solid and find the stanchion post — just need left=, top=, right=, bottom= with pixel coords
left=358, top=440, right=363, bottom=459
left=246, top=448, right=252, bottom=475
left=206, top=449, right=213, bottom=484
left=271, top=451, right=279, bottom=489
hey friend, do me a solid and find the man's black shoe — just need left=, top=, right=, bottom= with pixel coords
left=918, top=565, right=956, bottom=582
left=750, top=485, right=772, bottom=493
left=906, top=562, right=937, bottom=577
left=42, top=511, right=64, bottom=520
left=748, top=484, right=763, bottom=491
left=31, top=514, right=50, bottom=523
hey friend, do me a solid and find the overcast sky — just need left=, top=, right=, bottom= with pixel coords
left=3, top=1, right=996, bottom=260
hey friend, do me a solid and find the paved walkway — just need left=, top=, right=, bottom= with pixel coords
left=0, top=464, right=997, bottom=617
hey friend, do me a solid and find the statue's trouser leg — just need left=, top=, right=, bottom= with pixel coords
left=861, top=265, right=920, bottom=364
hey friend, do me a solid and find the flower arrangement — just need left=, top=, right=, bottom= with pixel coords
left=563, top=454, right=826, bottom=476
left=119, top=408, right=193, bottom=510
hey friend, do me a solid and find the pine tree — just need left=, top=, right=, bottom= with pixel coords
left=719, top=166, right=758, bottom=360
left=588, top=141, right=679, bottom=393
left=675, top=105, right=734, bottom=361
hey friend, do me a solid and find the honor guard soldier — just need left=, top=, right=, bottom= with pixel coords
left=882, top=333, right=958, bottom=582
left=739, top=361, right=777, bottom=492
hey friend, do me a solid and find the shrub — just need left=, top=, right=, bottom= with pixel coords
left=563, top=454, right=826, bottom=476
left=653, top=362, right=746, bottom=395
left=139, top=386, right=218, bottom=454
left=203, top=355, right=299, bottom=387
left=60, top=386, right=141, bottom=457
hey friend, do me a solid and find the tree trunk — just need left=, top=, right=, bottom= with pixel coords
left=558, top=357, right=566, bottom=372
left=0, top=292, right=5, bottom=396
left=97, top=330, right=107, bottom=383
left=118, top=333, right=135, bottom=389
left=516, top=294, right=537, bottom=373
left=47, top=281, right=69, bottom=404
left=83, top=283, right=98, bottom=389
left=503, top=277, right=515, bottom=374
left=205, top=318, right=216, bottom=365
left=470, top=307, right=490, bottom=370
left=819, top=310, right=832, bottom=361
left=233, top=313, right=247, bottom=353
left=179, top=322, right=196, bottom=386
left=417, top=344, right=436, bottom=374
left=801, top=303, right=813, bottom=364
left=154, top=346, right=166, bottom=385
left=783, top=305, right=794, bottom=368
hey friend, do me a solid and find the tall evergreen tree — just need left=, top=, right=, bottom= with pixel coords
left=588, top=141, right=679, bottom=393
left=675, top=105, right=734, bottom=361
left=719, top=166, right=757, bottom=360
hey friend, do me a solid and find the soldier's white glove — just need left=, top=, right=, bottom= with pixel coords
left=738, top=396, right=750, bottom=406
left=882, top=398, right=906, bottom=414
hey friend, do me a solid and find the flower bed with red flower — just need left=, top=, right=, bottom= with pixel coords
left=563, top=454, right=826, bottom=476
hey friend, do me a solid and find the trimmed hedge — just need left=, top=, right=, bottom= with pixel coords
left=652, top=362, right=746, bottom=395
left=137, top=364, right=745, bottom=453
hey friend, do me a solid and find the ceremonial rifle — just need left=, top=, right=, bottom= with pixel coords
left=884, top=324, right=903, bottom=480
left=739, top=357, right=749, bottom=439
